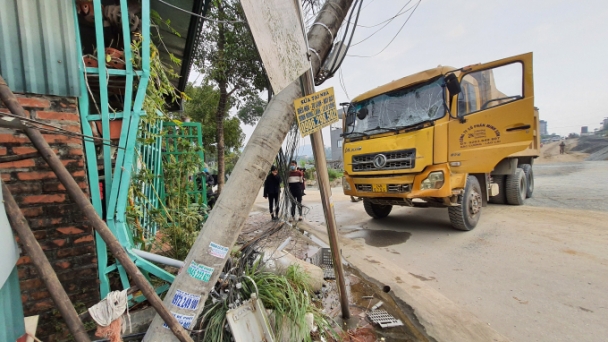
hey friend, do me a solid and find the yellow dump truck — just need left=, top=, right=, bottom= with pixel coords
left=341, top=52, right=539, bottom=230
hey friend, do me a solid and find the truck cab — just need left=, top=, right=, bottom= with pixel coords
left=341, top=53, right=538, bottom=230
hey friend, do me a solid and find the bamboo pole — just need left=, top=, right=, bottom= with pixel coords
left=0, top=76, right=193, bottom=342
left=2, top=182, right=91, bottom=342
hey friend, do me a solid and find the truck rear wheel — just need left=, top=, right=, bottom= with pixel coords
left=448, top=176, right=482, bottom=231
left=363, top=199, right=392, bottom=219
left=488, top=175, right=507, bottom=204
left=519, top=164, right=534, bottom=198
left=505, top=168, right=527, bottom=205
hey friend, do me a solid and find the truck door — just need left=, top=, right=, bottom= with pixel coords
left=448, top=52, right=534, bottom=173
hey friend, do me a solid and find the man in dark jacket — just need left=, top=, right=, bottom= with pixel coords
left=263, top=165, right=281, bottom=220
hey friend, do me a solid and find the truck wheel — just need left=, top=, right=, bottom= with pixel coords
left=488, top=175, right=507, bottom=204
left=519, top=164, right=534, bottom=198
left=363, top=199, right=392, bottom=219
left=505, top=168, right=527, bottom=205
left=448, top=176, right=482, bottom=231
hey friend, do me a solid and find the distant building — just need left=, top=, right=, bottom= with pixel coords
left=539, top=120, right=548, bottom=136
left=330, top=127, right=343, bottom=162
left=581, top=126, right=589, bottom=134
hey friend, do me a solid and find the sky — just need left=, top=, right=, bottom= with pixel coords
left=196, top=0, right=608, bottom=150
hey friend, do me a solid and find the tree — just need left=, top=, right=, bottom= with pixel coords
left=193, top=0, right=266, bottom=193
left=184, top=83, right=245, bottom=162
left=237, top=95, right=266, bottom=126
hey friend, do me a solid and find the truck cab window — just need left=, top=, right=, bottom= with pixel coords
left=458, top=62, right=523, bottom=116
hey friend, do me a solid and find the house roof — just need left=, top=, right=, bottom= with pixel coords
left=151, top=0, right=210, bottom=110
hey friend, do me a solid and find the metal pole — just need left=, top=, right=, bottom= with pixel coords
left=2, top=182, right=91, bottom=342
left=299, top=70, right=350, bottom=319
left=0, top=76, right=193, bottom=342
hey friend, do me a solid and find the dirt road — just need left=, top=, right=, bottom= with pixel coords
left=255, top=149, right=608, bottom=341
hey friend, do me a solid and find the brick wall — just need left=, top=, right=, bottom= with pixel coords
left=0, top=94, right=99, bottom=340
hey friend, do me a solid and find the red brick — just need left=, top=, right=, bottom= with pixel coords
left=33, top=231, right=47, bottom=240
left=1, top=159, right=36, bottom=168
left=42, top=134, right=81, bottom=145
left=17, top=97, right=50, bottom=109
left=22, top=194, right=66, bottom=204
left=17, top=256, right=31, bottom=265
left=21, top=295, right=27, bottom=304
left=42, top=182, right=65, bottom=192
left=71, top=170, right=86, bottom=177
left=21, top=207, right=43, bottom=217
left=30, top=290, right=50, bottom=301
left=55, top=261, right=71, bottom=269
left=1, top=173, right=11, bottom=181
left=20, top=278, right=43, bottom=290
left=18, top=267, right=30, bottom=279
left=29, top=217, right=63, bottom=229
left=56, top=227, right=84, bottom=235
left=0, top=147, right=6, bottom=155
left=7, top=182, right=42, bottom=194
left=68, top=148, right=84, bottom=156
left=0, top=134, right=30, bottom=143
left=12, top=146, right=38, bottom=154
left=61, top=159, right=84, bottom=168
left=52, top=239, right=67, bottom=247
left=74, top=235, right=94, bottom=244
left=62, top=125, right=82, bottom=133
left=32, top=299, right=54, bottom=311
left=17, top=171, right=57, bottom=180
left=35, top=111, right=79, bottom=122
left=56, top=245, right=94, bottom=258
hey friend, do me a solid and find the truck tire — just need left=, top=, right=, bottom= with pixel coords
left=488, top=175, right=507, bottom=204
left=448, top=176, right=482, bottom=231
left=519, top=164, right=534, bottom=198
left=505, top=168, right=527, bottom=205
left=363, top=199, right=392, bottom=219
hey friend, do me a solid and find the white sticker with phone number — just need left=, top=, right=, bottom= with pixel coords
left=171, top=289, right=200, bottom=311
left=209, top=242, right=229, bottom=259
left=163, top=312, right=194, bottom=329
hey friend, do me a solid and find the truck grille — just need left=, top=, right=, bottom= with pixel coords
left=355, top=184, right=411, bottom=193
left=352, top=149, right=416, bottom=172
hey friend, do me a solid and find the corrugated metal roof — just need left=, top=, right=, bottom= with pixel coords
left=0, top=0, right=80, bottom=97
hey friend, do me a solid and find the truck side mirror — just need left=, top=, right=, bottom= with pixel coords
left=445, top=73, right=461, bottom=97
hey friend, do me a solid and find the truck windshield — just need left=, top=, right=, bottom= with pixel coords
left=345, top=77, right=445, bottom=136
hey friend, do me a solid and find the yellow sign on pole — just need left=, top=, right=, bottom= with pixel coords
left=293, top=87, right=339, bottom=137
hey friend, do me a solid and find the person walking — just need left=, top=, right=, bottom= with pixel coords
left=263, top=166, right=281, bottom=221
left=559, top=140, right=566, bottom=154
left=288, top=160, right=304, bottom=221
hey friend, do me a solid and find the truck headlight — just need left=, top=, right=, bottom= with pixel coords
left=420, top=171, right=444, bottom=190
left=342, top=176, right=351, bottom=191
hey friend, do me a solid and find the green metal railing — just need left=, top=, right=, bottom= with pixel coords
left=74, top=0, right=175, bottom=301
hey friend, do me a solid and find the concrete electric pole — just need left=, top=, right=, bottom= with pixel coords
left=144, top=0, right=354, bottom=340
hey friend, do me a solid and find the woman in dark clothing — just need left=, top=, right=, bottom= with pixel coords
left=263, top=165, right=281, bottom=220
left=288, top=160, right=304, bottom=221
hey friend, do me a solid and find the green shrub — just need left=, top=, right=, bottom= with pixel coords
left=327, top=168, right=343, bottom=181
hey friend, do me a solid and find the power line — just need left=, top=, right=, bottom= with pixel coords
left=154, top=0, right=244, bottom=24
left=339, top=68, right=350, bottom=100
left=348, top=0, right=422, bottom=58
left=351, top=0, right=414, bottom=45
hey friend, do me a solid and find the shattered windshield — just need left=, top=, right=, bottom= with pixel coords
left=346, top=77, right=446, bottom=136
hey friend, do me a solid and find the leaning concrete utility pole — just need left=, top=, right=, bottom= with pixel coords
left=144, top=0, right=354, bottom=339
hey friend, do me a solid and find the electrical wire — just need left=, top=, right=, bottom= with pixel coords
left=153, top=0, right=244, bottom=24
left=348, top=0, right=422, bottom=58
left=339, top=68, right=350, bottom=100
left=0, top=111, right=124, bottom=148
left=350, top=0, right=414, bottom=46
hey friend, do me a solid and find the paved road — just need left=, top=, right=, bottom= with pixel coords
left=272, top=161, right=608, bottom=342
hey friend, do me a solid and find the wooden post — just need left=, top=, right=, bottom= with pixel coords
left=0, top=76, right=193, bottom=342
left=2, top=182, right=91, bottom=342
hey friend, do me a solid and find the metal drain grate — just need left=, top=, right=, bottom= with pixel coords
left=367, top=310, right=404, bottom=328
left=323, top=267, right=335, bottom=280
left=311, top=247, right=333, bottom=267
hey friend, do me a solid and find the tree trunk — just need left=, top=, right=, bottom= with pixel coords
left=144, top=0, right=354, bottom=339
left=215, top=83, right=228, bottom=193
